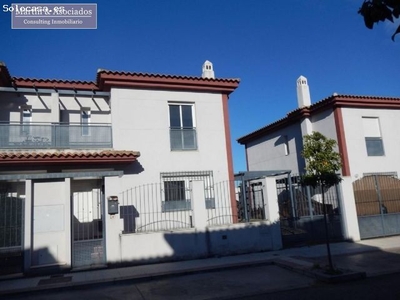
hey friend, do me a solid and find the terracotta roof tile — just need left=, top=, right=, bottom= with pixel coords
left=1, top=62, right=240, bottom=93
left=12, top=77, right=99, bottom=90
left=237, top=94, right=400, bottom=144
left=97, top=69, right=240, bottom=83
left=0, top=150, right=140, bottom=165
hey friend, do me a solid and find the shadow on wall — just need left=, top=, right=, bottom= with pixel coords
left=121, top=161, right=145, bottom=175
left=25, top=247, right=68, bottom=276
left=109, top=221, right=282, bottom=268
left=0, top=93, right=31, bottom=122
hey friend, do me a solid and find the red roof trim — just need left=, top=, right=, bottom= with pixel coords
left=97, top=72, right=240, bottom=94
left=237, top=95, right=400, bottom=144
left=12, top=77, right=99, bottom=91
left=0, top=63, right=240, bottom=94
left=97, top=70, right=240, bottom=83
left=0, top=150, right=140, bottom=165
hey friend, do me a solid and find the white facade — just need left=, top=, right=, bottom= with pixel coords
left=1, top=62, right=294, bottom=276
left=239, top=76, right=400, bottom=180
left=341, top=107, right=400, bottom=180
left=110, top=88, right=230, bottom=186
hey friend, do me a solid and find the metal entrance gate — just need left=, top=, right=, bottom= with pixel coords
left=354, top=174, right=400, bottom=239
left=236, top=181, right=266, bottom=222
left=0, top=182, right=24, bottom=275
left=72, top=180, right=105, bottom=269
left=276, top=175, right=343, bottom=247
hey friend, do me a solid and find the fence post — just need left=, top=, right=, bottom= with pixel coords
left=190, top=180, right=207, bottom=231
left=262, top=177, right=283, bottom=250
left=338, top=177, right=361, bottom=241
left=104, top=176, right=124, bottom=264
left=23, top=180, right=32, bottom=272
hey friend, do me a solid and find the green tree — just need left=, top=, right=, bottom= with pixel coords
left=359, top=0, right=400, bottom=41
left=301, top=132, right=342, bottom=188
left=301, top=131, right=342, bottom=272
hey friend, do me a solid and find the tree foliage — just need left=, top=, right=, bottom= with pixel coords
left=359, top=0, right=400, bottom=41
left=301, top=131, right=342, bottom=188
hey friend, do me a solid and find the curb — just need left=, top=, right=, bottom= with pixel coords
left=274, top=258, right=366, bottom=283
left=0, top=259, right=275, bottom=296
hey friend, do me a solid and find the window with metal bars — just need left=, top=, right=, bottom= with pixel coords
left=161, top=171, right=215, bottom=212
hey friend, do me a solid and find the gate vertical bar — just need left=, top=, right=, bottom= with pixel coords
left=287, top=174, right=296, bottom=227
left=241, top=175, right=249, bottom=222
left=306, top=185, right=313, bottom=220
left=374, top=175, right=386, bottom=235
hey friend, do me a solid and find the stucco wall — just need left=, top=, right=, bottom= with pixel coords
left=0, top=92, right=110, bottom=124
left=311, top=108, right=337, bottom=142
left=119, top=222, right=274, bottom=264
left=110, top=88, right=230, bottom=187
left=59, top=95, right=110, bottom=124
left=244, top=108, right=338, bottom=175
left=341, top=107, right=400, bottom=180
left=245, top=122, right=303, bottom=173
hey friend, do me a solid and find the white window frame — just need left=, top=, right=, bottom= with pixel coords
left=168, top=103, right=197, bottom=151
left=362, top=117, right=384, bottom=156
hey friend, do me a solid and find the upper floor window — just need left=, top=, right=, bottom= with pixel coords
left=169, top=103, right=197, bottom=150
left=81, top=108, right=91, bottom=136
left=21, top=106, right=32, bottom=135
left=362, top=117, right=384, bottom=156
left=284, top=135, right=290, bottom=156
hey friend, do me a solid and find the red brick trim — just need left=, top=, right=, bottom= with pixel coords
left=100, top=77, right=239, bottom=94
left=333, top=107, right=351, bottom=176
left=222, top=94, right=238, bottom=222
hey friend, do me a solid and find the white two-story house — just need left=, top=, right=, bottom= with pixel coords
left=0, top=61, right=241, bottom=274
left=238, top=76, right=400, bottom=180
left=238, top=76, right=400, bottom=240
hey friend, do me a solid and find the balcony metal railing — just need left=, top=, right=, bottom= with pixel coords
left=170, top=128, right=197, bottom=151
left=0, top=123, right=112, bottom=149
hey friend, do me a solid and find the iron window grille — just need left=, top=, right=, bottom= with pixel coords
left=160, top=171, right=215, bottom=212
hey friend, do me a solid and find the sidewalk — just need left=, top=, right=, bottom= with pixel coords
left=1, top=236, right=400, bottom=296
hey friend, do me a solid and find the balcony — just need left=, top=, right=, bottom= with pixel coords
left=0, top=123, right=112, bottom=149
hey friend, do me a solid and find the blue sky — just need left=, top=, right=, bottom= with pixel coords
left=1, top=0, right=400, bottom=172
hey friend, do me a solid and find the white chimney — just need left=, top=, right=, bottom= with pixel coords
left=202, top=60, right=215, bottom=79
left=296, top=75, right=311, bottom=108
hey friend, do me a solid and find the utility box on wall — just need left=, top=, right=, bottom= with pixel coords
left=107, top=196, right=119, bottom=215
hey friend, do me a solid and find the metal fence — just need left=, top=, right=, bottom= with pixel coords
left=276, top=174, right=343, bottom=246
left=0, top=122, right=112, bottom=149
left=120, top=182, right=193, bottom=233
left=0, top=182, right=24, bottom=251
left=120, top=174, right=238, bottom=233
left=207, top=180, right=237, bottom=226
left=235, top=181, right=267, bottom=222
left=170, top=128, right=197, bottom=150
left=0, top=194, right=23, bottom=250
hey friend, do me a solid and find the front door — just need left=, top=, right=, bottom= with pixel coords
left=71, top=179, right=105, bottom=269
left=32, top=180, right=68, bottom=267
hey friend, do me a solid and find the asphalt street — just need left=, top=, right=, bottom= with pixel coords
left=237, top=272, right=400, bottom=300
left=6, top=264, right=315, bottom=300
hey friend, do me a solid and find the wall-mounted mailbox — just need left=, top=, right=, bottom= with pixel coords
left=107, top=196, right=119, bottom=215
